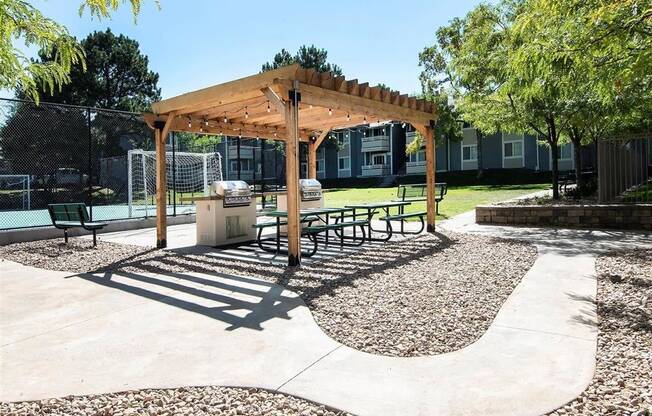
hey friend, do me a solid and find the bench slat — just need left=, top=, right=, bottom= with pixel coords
left=381, top=211, right=426, bottom=221
left=305, top=220, right=368, bottom=233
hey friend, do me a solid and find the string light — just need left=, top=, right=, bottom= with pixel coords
left=328, top=108, right=332, bottom=116
left=267, top=101, right=271, bottom=113
left=223, top=113, right=228, bottom=123
left=245, top=106, right=249, bottom=119
left=363, top=115, right=367, bottom=124
left=187, top=117, right=192, bottom=128
left=309, top=105, right=313, bottom=109
left=346, top=113, right=350, bottom=121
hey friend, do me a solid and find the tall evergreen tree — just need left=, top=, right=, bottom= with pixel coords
left=262, top=45, right=342, bottom=75
left=31, top=29, right=161, bottom=112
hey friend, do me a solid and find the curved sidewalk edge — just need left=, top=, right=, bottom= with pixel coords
left=277, top=249, right=598, bottom=416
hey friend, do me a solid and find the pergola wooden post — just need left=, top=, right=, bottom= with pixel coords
left=144, top=64, right=438, bottom=266
left=308, top=129, right=331, bottom=180
left=308, top=140, right=317, bottom=179
left=153, top=116, right=175, bottom=248
left=415, top=123, right=437, bottom=232
left=284, top=82, right=302, bottom=265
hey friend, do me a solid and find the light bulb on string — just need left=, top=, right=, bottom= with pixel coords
left=267, top=101, right=271, bottom=113
left=223, top=115, right=228, bottom=123
left=187, top=117, right=192, bottom=128
left=245, top=107, right=249, bottom=119
left=328, top=108, right=332, bottom=116
left=346, top=113, right=350, bottom=121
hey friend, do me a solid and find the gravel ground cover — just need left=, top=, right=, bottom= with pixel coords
left=0, top=386, right=352, bottom=416
left=547, top=249, right=652, bottom=416
left=0, top=232, right=536, bottom=356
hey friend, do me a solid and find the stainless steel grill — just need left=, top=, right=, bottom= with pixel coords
left=211, top=180, right=252, bottom=207
left=300, top=179, right=322, bottom=201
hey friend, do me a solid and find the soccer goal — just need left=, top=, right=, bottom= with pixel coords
left=0, top=175, right=31, bottom=210
left=127, top=150, right=223, bottom=217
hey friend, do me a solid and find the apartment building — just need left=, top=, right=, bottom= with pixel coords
left=220, top=122, right=588, bottom=182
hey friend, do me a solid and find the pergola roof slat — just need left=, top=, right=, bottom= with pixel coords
left=146, top=64, right=437, bottom=138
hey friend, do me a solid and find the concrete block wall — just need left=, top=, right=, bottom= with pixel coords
left=476, top=204, right=652, bottom=231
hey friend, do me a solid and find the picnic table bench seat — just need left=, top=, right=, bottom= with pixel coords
left=47, top=203, right=107, bottom=246
left=379, top=211, right=427, bottom=235
left=304, top=219, right=368, bottom=248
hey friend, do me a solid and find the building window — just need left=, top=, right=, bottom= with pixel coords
left=558, top=144, right=572, bottom=160
left=408, top=150, right=425, bottom=163
left=504, top=141, right=523, bottom=158
left=364, top=153, right=386, bottom=165
left=317, top=149, right=325, bottom=173
left=462, top=145, right=477, bottom=161
left=337, top=132, right=349, bottom=147
left=338, top=157, right=350, bottom=170
left=230, top=159, right=252, bottom=171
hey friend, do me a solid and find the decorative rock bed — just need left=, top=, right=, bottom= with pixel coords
left=0, top=386, right=352, bottom=416
left=547, top=249, right=652, bottom=416
left=0, top=232, right=536, bottom=357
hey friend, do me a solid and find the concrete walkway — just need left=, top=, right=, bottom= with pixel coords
left=2, top=214, right=650, bottom=415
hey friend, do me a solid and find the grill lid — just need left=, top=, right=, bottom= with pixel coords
left=299, top=179, right=322, bottom=201
left=211, top=180, right=252, bottom=207
left=211, top=180, right=251, bottom=197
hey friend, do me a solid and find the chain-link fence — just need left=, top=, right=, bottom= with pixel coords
left=598, top=133, right=652, bottom=203
left=0, top=98, right=288, bottom=230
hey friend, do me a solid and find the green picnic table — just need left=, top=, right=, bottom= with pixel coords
left=254, top=207, right=364, bottom=256
left=344, top=201, right=412, bottom=242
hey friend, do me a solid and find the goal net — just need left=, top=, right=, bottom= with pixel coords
left=127, top=150, right=223, bottom=217
left=0, top=175, right=31, bottom=210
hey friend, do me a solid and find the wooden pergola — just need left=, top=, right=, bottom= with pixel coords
left=144, top=64, right=438, bottom=266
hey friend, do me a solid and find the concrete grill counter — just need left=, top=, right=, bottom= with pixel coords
left=193, top=181, right=257, bottom=247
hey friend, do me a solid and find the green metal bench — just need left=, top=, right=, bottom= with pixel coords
left=47, top=203, right=107, bottom=246
left=395, top=183, right=448, bottom=214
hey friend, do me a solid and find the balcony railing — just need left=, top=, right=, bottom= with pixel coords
left=406, top=160, right=426, bottom=174
left=361, top=135, right=390, bottom=152
left=361, top=164, right=390, bottom=177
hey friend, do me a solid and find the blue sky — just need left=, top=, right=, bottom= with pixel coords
left=8, top=0, right=485, bottom=100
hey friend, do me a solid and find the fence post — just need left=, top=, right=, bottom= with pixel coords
left=172, top=131, right=177, bottom=216
left=127, top=150, right=133, bottom=217
left=87, top=107, right=93, bottom=220
left=237, top=137, right=241, bottom=180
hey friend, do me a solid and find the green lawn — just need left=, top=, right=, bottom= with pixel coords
left=324, top=183, right=550, bottom=219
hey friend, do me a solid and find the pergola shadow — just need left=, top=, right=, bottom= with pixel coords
left=71, top=232, right=459, bottom=331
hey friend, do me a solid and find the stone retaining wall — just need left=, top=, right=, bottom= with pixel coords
left=476, top=204, right=652, bottom=231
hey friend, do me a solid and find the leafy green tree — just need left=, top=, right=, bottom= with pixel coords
left=262, top=45, right=342, bottom=75
left=512, top=0, right=652, bottom=195
left=32, top=29, right=161, bottom=112
left=419, top=4, right=507, bottom=180
left=1, top=0, right=148, bottom=102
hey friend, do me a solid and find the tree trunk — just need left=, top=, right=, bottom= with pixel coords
left=551, top=140, right=560, bottom=199
left=571, top=134, right=583, bottom=196
left=476, top=130, right=484, bottom=180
